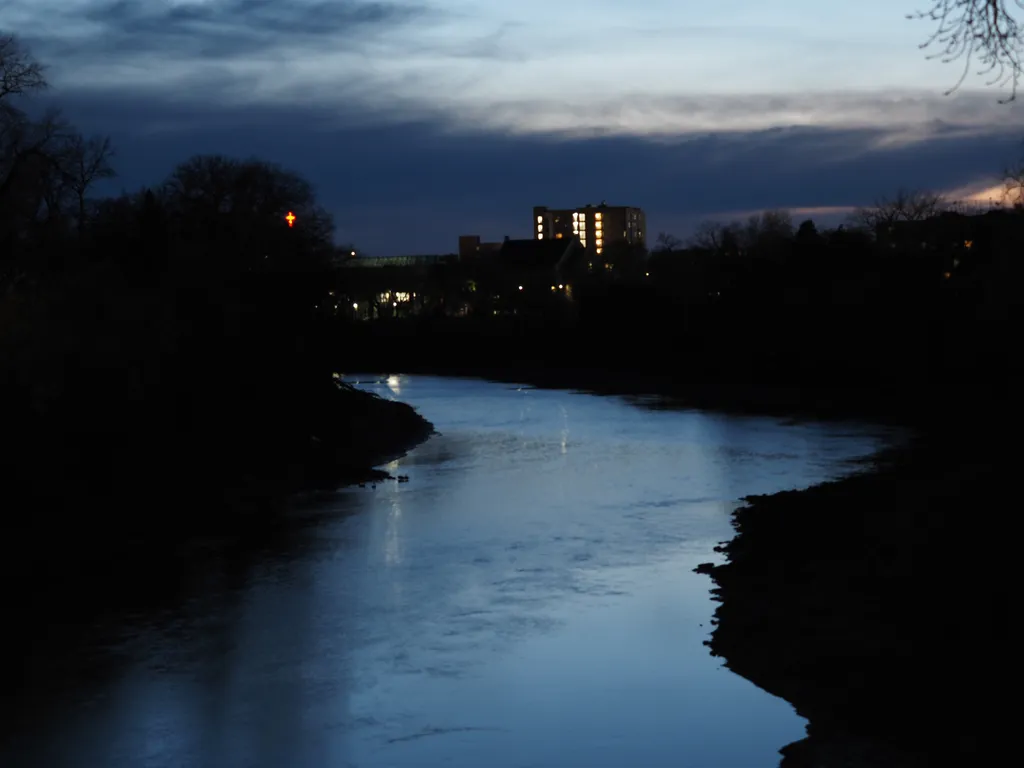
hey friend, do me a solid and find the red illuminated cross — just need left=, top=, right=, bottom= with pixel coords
left=285, top=211, right=296, bottom=227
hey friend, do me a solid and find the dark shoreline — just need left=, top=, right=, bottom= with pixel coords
left=698, top=432, right=1014, bottom=766
left=2, top=380, right=435, bottom=663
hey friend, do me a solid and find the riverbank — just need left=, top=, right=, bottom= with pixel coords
left=387, top=362, right=929, bottom=428
left=340, top=320, right=990, bottom=429
left=1, top=373, right=434, bottom=605
left=699, top=431, right=1015, bottom=765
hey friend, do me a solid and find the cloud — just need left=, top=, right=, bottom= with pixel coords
left=12, top=0, right=440, bottom=100
left=23, top=0, right=431, bottom=58
left=46, top=86, right=1021, bottom=255
left=429, top=90, right=1024, bottom=142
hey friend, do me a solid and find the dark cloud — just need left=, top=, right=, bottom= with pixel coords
left=20, top=0, right=431, bottom=60
left=46, top=89, right=1022, bottom=255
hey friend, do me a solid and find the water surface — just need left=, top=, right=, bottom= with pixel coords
left=4, top=375, right=901, bottom=767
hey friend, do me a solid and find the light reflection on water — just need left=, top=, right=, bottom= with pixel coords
left=3, top=375, right=903, bottom=768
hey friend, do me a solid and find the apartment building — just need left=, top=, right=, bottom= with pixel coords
left=532, top=203, right=646, bottom=257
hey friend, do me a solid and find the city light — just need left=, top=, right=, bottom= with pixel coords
left=285, top=211, right=296, bottom=227
left=353, top=302, right=358, bottom=309
left=519, top=285, right=524, bottom=291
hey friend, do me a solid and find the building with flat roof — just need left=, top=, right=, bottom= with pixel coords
left=532, top=203, right=646, bottom=258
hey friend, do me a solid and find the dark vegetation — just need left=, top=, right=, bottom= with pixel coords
left=703, top=437, right=1016, bottom=766
left=0, top=35, right=432, bottom=585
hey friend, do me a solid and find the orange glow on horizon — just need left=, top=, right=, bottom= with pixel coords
left=285, top=211, right=296, bottom=227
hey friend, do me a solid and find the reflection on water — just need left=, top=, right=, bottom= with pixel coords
left=386, top=374, right=402, bottom=397
left=3, top=376, right=902, bottom=768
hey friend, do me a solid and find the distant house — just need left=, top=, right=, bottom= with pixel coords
left=458, top=235, right=503, bottom=259
left=496, top=237, right=585, bottom=283
left=460, top=237, right=584, bottom=315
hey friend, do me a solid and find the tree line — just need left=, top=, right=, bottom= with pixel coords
left=1, top=34, right=429, bottom=525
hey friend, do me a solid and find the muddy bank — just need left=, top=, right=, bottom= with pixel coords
left=699, top=433, right=1015, bottom=765
left=341, top=321, right=983, bottom=429
left=1, top=374, right=434, bottom=598
left=389, top=362, right=930, bottom=428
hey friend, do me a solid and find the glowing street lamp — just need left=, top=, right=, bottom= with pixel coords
left=285, top=211, right=296, bottom=227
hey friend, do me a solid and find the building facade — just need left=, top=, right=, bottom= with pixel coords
left=532, top=203, right=646, bottom=258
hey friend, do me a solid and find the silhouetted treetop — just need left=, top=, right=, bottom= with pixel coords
left=160, top=154, right=335, bottom=273
left=849, top=189, right=948, bottom=233
left=0, top=33, right=47, bottom=103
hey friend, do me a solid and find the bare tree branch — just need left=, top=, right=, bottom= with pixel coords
left=849, top=189, right=949, bottom=232
left=0, top=33, right=47, bottom=103
left=910, top=1, right=1024, bottom=101
left=653, top=232, right=684, bottom=252
left=62, top=133, right=117, bottom=234
left=1003, top=139, right=1024, bottom=206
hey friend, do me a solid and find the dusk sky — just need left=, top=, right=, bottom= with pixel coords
left=8, top=0, right=1024, bottom=254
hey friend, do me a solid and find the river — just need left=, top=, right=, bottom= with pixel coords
left=3, top=375, right=902, bottom=768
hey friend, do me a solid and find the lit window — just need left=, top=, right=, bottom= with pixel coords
left=537, top=215, right=543, bottom=223
left=595, top=212, right=602, bottom=221
left=555, top=233, right=563, bottom=239
left=579, top=222, right=586, bottom=230
left=572, top=212, right=579, bottom=220
left=579, top=213, right=586, bottom=221
left=596, top=247, right=602, bottom=255
left=538, top=233, right=544, bottom=239
left=581, top=240, right=587, bottom=247
left=964, top=239, right=973, bottom=249
left=595, top=238, right=603, bottom=246
left=537, top=223, right=543, bottom=231
left=595, top=221, right=602, bottom=231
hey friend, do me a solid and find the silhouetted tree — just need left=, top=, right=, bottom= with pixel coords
left=849, top=188, right=948, bottom=234
left=795, top=219, right=820, bottom=242
left=0, top=34, right=46, bottom=101
left=689, top=220, right=742, bottom=255
left=740, top=209, right=794, bottom=254
left=160, top=153, right=334, bottom=272
left=793, top=219, right=825, bottom=257
left=653, top=232, right=683, bottom=252
left=63, top=133, right=115, bottom=236
left=1003, top=139, right=1024, bottom=207
left=912, top=1, right=1024, bottom=101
